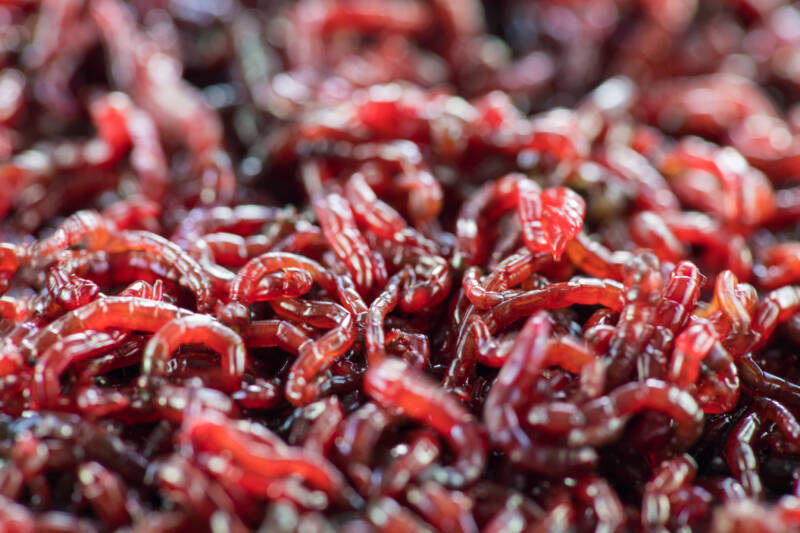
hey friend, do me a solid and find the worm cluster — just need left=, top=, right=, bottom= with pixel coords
left=4, top=0, right=800, bottom=531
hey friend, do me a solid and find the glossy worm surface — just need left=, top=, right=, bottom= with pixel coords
left=4, top=0, right=800, bottom=531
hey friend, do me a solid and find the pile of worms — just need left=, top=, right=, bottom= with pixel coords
left=5, top=0, right=800, bottom=531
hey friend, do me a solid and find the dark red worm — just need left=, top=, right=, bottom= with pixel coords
left=4, top=0, right=800, bottom=530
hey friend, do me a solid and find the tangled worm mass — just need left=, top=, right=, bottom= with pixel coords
left=5, top=0, right=800, bottom=531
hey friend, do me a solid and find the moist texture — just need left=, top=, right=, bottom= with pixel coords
left=3, top=0, right=800, bottom=531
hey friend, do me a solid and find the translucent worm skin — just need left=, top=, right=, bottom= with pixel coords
left=9, top=0, right=800, bottom=529
left=461, top=267, right=520, bottom=309
left=313, top=192, right=375, bottom=293
left=724, top=411, right=763, bottom=498
left=225, top=252, right=335, bottom=327
left=660, top=211, right=753, bottom=281
left=484, top=313, right=598, bottom=475
left=182, top=410, right=356, bottom=505
left=365, top=358, right=487, bottom=487
left=668, top=318, right=740, bottom=413
left=385, top=329, right=430, bottom=370
left=605, top=253, right=662, bottom=387
left=333, top=266, right=370, bottom=316
left=748, top=285, right=800, bottom=354
left=398, top=253, right=452, bottom=313
left=641, top=454, right=697, bottom=532
left=194, top=233, right=274, bottom=268
left=669, top=323, right=718, bottom=380
left=544, top=336, right=605, bottom=399
left=637, top=261, right=702, bottom=379
left=231, top=378, right=281, bottom=410
left=27, top=210, right=111, bottom=264
left=368, top=235, right=450, bottom=312
left=630, top=211, right=686, bottom=263
left=346, top=171, right=407, bottom=240
left=90, top=93, right=169, bottom=203
left=756, top=398, right=800, bottom=449
left=45, top=248, right=178, bottom=310
left=33, top=330, right=125, bottom=408
left=569, top=379, right=704, bottom=449
left=484, top=277, right=625, bottom=331
left=443, top=315, right=491, bottom=393
left=518, top=181, right=586, bottom=260
left=107, top=231, right=213, bottom=312
left=271, top=224, right=326, bottom=254
left=220, top=252, right=337, bottom=328
left=661, top=137, right=774, bottom=228
left=310, top=141, right=444, bottom=241
left=453, top=173, right=524, bottom=269
left=366, top=269, right=407, bottom=366
left=250, top=269, right=314, bottom=302
left=45, top=252, right=100, bottom=310
left=284, top=302, right=357, bottom=406
left=739, top=354, right=800, bottom=414
left=449, top=249, right=545, bottom=359
left=565, top=233, right=631, bottom=281
left=142, top=315, right=247, bottom=392
left=701, top=270, right=756, bottom=344
left=12, top=297, right=194, bottom=368
left=271, top=298, right=351, bottom=329
left=43, top=250, right=176, bottom=304
left=243, top=320, right=312, bottom=353
left=449, top=323, right=602, bottom=399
